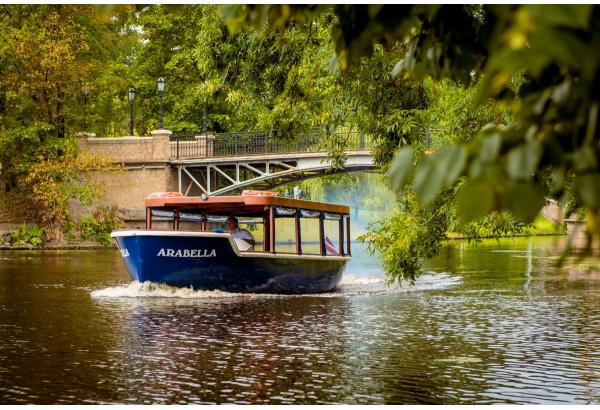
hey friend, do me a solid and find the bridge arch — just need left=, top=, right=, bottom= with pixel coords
left=174, top=150, right=377, bottom=196
left=168, top=129, right=377, bottom=195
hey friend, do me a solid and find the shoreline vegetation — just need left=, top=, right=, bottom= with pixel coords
left=0, top=216, right=566, bottom=251
left=0, top=190, right=566, bottom=251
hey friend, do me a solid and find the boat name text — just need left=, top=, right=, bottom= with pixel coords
left=157, top=248, right=217, bottom=258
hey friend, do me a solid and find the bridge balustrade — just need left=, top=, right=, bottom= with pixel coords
left=170, top=130, right=373, bottom=159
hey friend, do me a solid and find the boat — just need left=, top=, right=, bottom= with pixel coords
left=110, top=190, right=352, bottom=294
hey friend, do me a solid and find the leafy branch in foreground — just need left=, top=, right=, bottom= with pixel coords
left=358, top=192, right=450, bottom=285
left=358, top=184, right=534, bottom=285
left=222, top=4, right=600, bottom=282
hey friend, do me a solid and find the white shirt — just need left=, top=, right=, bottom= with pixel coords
left=230, top=228, right=254, bottom=250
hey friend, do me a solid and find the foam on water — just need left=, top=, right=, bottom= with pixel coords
left=338, top=274, right=384, bottom=286
left=91, top=281, right=248, bottom=299
left=91, top=271, right=460, bottom=300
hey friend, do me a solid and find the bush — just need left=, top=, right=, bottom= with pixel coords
left=11, top=223, right=45, bottom=246
left=76, top=205, right=124, bottom=246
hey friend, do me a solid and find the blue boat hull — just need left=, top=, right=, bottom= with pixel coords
left=111, top=231, right=348, bottom=294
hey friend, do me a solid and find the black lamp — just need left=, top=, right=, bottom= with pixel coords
left=128, top=87, right=135, bottom=136
left=157, top=77, right=165, bottom=129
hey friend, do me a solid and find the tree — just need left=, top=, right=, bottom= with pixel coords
left=129, top=5, right=339, bottom=137
left=16, top=142, right=121, bottom=241
left=221, top=4, right=600, bottom=283
left=0, top=5, right=134, bottom=183
left=0, top=5, right=133, bottom=240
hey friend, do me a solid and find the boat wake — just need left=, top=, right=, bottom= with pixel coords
left=336, top=271, right=460, bottom=295
left=91, top=271, right=460, bottom=300
left=339, top=274, right=384, bottom=286
left=91, top=281, right=249, bottom=299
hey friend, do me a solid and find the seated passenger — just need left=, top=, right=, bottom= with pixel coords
left=227, top=216, right=255, bottom=250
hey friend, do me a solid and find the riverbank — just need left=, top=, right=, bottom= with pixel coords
left=0, top=208, right=567, bottom=251
left=0, top=240, right=116, bottom=251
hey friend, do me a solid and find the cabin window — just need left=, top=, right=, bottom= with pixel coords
left=268, top=208, right=345, bottom=256
left=298, top=216, right=320, bottom=255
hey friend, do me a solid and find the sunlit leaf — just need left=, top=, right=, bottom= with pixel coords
left=390, top=60, right=404, bottom=77
left=504, top=181, right=546, bottom=222
left=414, top=154, right=445, bottom=205
left=479, top=133, right=502, bottom=163
left=506, top=141, right=542, bottom=180
left=388, top=147, right=414, bottom=191
left=437, top=144, right=466, bottom=187
left=456, top=179, right=494, bottom=223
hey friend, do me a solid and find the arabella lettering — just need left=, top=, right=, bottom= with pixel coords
left=157, top=248, right=217, bottom=258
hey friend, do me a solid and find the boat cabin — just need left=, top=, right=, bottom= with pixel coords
left=143, top=191, right=351, bottom=257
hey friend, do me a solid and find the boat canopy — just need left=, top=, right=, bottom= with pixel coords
left=144, top=192, right=349, bottom=217
left=143, top=192, right=352, bottom=257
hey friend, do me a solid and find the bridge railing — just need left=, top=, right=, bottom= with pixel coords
left=170, top=129, right=374, bottom=159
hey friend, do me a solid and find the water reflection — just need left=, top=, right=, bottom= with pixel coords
left=92, top=295, right=354, bottom=404
left=2, top=238, right=600, bottom=404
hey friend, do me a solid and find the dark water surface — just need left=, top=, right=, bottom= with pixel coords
left=2, top=236, right=600, bottom=404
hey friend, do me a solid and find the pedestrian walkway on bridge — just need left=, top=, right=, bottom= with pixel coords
left=169, top=128, right=373, bottom=159
left=168, top=128, right=377, bottom=196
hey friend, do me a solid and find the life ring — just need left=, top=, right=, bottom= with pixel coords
left=147, top=192, right=184, bottom=198
left=241, top=190, right=278, bottom=197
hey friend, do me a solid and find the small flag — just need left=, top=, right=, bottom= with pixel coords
left=325, top=236, right=339, bottom=255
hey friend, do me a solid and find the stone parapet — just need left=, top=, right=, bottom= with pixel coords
left=76, top=130, right=172, bottom=162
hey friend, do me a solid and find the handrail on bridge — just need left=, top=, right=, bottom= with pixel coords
left=170, top=129, right=374, bottom=159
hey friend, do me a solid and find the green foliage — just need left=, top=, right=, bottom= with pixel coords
left=125, top=5, right=340, bottom=138
left=221, top=4, right=600, bottom=281
left=358, top=193, right=450, bottom=285
left=76, top=205, right=124, bottom=245
left=526, top=215, right=566, bottom=236
left=452, top=211, right=531, bottom=241
left=11, top=223, right=45, bottom=247
left=16, top=140, right=121, bottom=241
left=0, top=4, right=595, bottom=280
left=377, top=5, right=600, bottom=231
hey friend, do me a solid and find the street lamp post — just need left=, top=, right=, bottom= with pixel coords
left=82, top=83, right=89, bottom=131
left=157, top=77, right=165, bottom=129
left=128, top=87, right=135, bottom=136
left=203, top=97, right=207, bottom=134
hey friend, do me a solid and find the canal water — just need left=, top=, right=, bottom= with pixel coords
left=2, top=236, right=600, bottom=404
